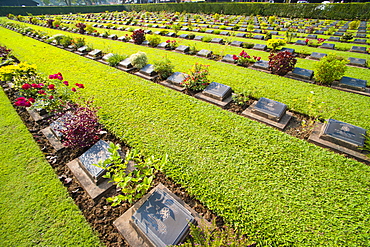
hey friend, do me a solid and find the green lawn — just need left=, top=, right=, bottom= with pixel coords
left=1, top=25, right=370, bottom=246
left=0, top=87, right=101, bottom=246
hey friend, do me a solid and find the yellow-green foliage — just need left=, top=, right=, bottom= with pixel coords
left=267, top=38, right=287, bottom=51
left=0, top=62, right=37, bottom=81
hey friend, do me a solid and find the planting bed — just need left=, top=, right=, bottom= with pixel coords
left=1, top=11, right=370, bottom=247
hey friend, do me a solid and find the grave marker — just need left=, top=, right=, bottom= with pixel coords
left=252, top=60, right=269, bottom=70
left=348, top=57, right=367, bottom=67
left=202, top=82, right=232, bottom=101
left=166, top=72, right=188, bottom=86
left=295, top=40, right=307, bottom=45
left=118, top=58, right=134, bottom=71
left=253, top=44, right=267, bottom=50
left=350, top=46, right=367, bottom=53
left=328, top=36, right=340, bottom=42
left=291, top=67, right=314, bottom=80
left=175, top=45, right=190, bottom=53
left=251, top=97, right=287, bottom=122
left=194, top=36, right=204, bottom=41
left=211, top=38, right=223, bottom=44
left=253, top=35, right=264, bottom=40
left=309, top=52, right=327, bottom=60
left=230, top=41, right=243, bottom=47
left=221, top=54, right=236, bottom=63
left=319, top=43, right=335, bottom=49
left=196, top=49, right=212, bottom=58
left=335, top=76, right=367, bottom=91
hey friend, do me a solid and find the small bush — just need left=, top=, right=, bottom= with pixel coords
left=181, top=63, right=210, bottom=91
left=129, top=51, right=148, bottom=69
left=233, top=50, right=260, bottom=67
left=267, top=38, right=286, bottom=51
left=202, top=36, right=212, bottom=42
left=154, top=57, right=175, bottom=80
left=107, top=54, right=127, bottom=67
left=242, top=42, right=255, bottom=49
left=59, top=102, right=101, bottom=149
left=131, top=29, right=145, bottom=45
left=60, top=36, right=73, bottom=48
left=268, top=51, right=297, bottom=76
left=75, top=22, right=86, bottom=34
left=314, top=54, right=348, bottom=85
left=349, top=20, right=360, bottom=30
left=341, top=32, right=353, bottom=42
left=147, top=35, right=161, bottom=47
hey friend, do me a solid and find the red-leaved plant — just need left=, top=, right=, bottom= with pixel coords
left=58, top=102, right=101, bottom=148
left=131, top=29, right=145, bottom=44
left=268, top=51, right=297, bottom=76
left=76, top=23, right=86, bottom=34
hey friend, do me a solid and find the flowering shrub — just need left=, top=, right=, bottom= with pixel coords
left=181, top=63, right=210, bottom=91
left=72, top=37, right=86, bottom=48
left=131, top=29, right=145, bottom=44
left=58, top=102, right=101, bottom=148
left=267, top=39, right=286, bottom=51
left=314, top=54, right=348, bottom=85
left=14, top=72, right=84, bottom=113
left=268, top=51, right=297, bottom=76
left=0, top=62, right=37, bottom=81
left=129, top=51, right=148, bottom=69
left=147, top=35, right=161, bottom=47
left=154, top=57, right=174, bottom=80
left=232, top=50, right=261, bottom=67
left=165, top=39, right=178, bottom=49
left=75, top=23, right=86, bottom=34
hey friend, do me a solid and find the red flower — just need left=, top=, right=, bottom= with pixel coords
left=48, top=74, right=55, bottom=79
left=232, top=55, right=239, bottom=60
left=166, top=40, right=170, bottom=43
left=57, top=76, right=63, bottom=80
left=17, top=97, right=26, bottom=101
left=305, top=39, right=309, bottom=43
left=21, top=84, right=31, bottom=90
left=29, top=97, right=35, bottom=103
left=257, top=57, right=261, bottom=61
left=63, top=81, right=69, bottom=86
left=38, top=90, right=46, bottom=95
left=48, top=95, right=54, bottom=100
left=48, top=84, right=55, bottom=90
left=71, top=88, right=76, bottom=92
left=31, top=83, right=38, bottom=88
left=75, top=83, right=84, bottom=89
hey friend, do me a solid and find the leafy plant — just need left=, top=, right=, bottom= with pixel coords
left=60, top=36, right=73, bottom=48
left=242, top=42, right=254, bottom=49
left=147, top=35, right=161, bottom=47
left=233, top=50, right=260, bottom=67
left=267, top=38, right=286, bottom=52
left=0, top=62, right=37, bottom=81
left=181, top=63, right=210, bottom=91
left=177, top=219, right=255, bottom=247
left=314, top=54, right=348, bottom=85
left=171, top=23, right=182, bottom=35
left=268, top=51, right=297, bottom=76
left=75, top=22, right=86, bottom=34
left=58, top=102, right=101, bottom=148
left=95, top=148, right=167, bottom=206
left=285, top=28, right=297, bottom=43
left=131, top=29, right=145, bottom=44
left=72, top=37, right=86, bottom=48
left=0, top=45, right=11, bottom=58
left=107, top=54, right=127, bottom=67
left=232, top=92, right=250, bottom=106
left=341, top=32, right=353, bottom=42
left=349, top=20, right=360, bottom=30
left=154, top=57, right=175, bottom=80
left=202, top=36, right=212, bottom=43
left=166, top=39, right=178, bottom=49
left=129, top=51, right=148, bottom=69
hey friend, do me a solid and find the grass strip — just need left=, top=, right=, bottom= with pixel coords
left=1, top=24, right=369, bottom=130
left=1, top=27, right=370, bottom=246
left=0, top=88, right=101, bottom=246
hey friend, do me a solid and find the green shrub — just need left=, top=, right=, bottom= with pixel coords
left=129, top=51, right=147, bottom=69
left=202, top=36, right=212, bottom=42
left=314, top=54, right=348, bottom=85
left=341, top=32, right=353, bottom=42
left=154, top=57, right=175, bottom=80
left=349, top=20, right=360, bottom=30
left=242, top=42, right=254, bottom=49
left=107, top=54, right=127, bottom=67
left=147, top=35, right=161, bottom=47
left=267, top=38, right=286, bottom=51
left=60, top=36, right=73, bottom=48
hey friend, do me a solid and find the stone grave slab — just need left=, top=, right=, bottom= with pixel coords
left=181, top=27, right=189, bottom=31
left=317, top=119, right=367, bottom=151
left=142, top=40, right=150, bottom=46
left=235, top=33, right=246, bottom=38
left=334, top=32, right=344, bottom=36
left=75, top=45, right=89, bottom=55
left=328, top=36, right=340, bottom=42
left=314, top=30, right=324, bottom=34
left=348, top=57, right=367, bottom=67
left=205, top=29, right=214, bottom=34
left=225, top=27, right=233, bottom=30
left=238, top=28, right=247, bottom=32
left=131, top=187, right=195, bottom=247
left=253, top=35, right=264, bottom=40
left=135, top=64, right=158, bottom=81
left=280, top=47, right=295, bottom=54
left=144, top=30, right=152, bottom=34
left=290, top=67, right=314, bottom=80
left=118, top=36, right=127, bottom=41
left=355, top=33, right=367, bottom=38
left=220, top=31, right=229, bottom=36
left=334, top=76, right=367, bottom=92
left=196, top=49, right=212, bottom=58
left=163, top=72, right=187, bottom=91
left=153, top=31, right=161, bottom=35
left=319, top=43, right=335, bottom=49
left=253, top=44, right=267, bottom=50
left=194, top=36, right=204, bottom=41
left=175, top=45, right=190, bottom=53
left=157, top=42, right=170, bottom=49
left=211, top=38, right=223, bottom=44
left=108, top=34, right=117, bottom=40
left=100, top=53, right=115, bottom=64
left=178, top=34, right=189, bottom=39
left=338, top=28, right=347, bottom=32
left=78, top=140, right=114, bottom=185
left=230, top=41, right=243, bottom=47
left=114, top=184, right=207, bottom=247
left=350, top=46, right=367, bottom=53
left=306, top=34, right=317, bottom=39
left=221, top=54, right=236, bottom=63
left=353, top=39, right=367, bottom=44
left=309, top=52, right=327, bottom=60
left=252, top=60, right=269, bottom=70
left=270, top=31, right=279, bottom=35
left=201, top=82, right=232, bottom=101
left=166, top=32, right=176, bottom=37
left=86, top=49, right=102, bottom=60
left=241, top=99, right=292, bottom=130
left=251, top=97, right=287, bottom=122
left=117, top=58, right=134, bottom=72
left=253, top=29, right=262, bottom=33
left=295, top=40, right=307, bottom=45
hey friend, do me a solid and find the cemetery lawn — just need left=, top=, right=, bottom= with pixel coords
left=1, top=27, right=370, bottom=246
left=0, top=89, right=101, bottom=245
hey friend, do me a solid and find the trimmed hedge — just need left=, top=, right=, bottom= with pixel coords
left=1, top=3, right=370, bottom=20
left=1, top=26, right=370, bottom=246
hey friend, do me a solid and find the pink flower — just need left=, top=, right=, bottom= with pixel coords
left=257, top=57, right=261, bottom=61
left=29, top=97, right=35, bottom=103
left=166, top=40, right=170, bottom=43
left=48, top=84, right=55, bottom=90
left=48, top=74, right=55, bottom=79
left=17, top=97, right=26, bottom=101
left=75, top=83, right=84, bottom=89
left=38, top=90, right=46, bottom=95
left=232, top=55, right=239, bottom=60
left=71, top=88, right=76, bottom=92
left=57, top=76, right=63, bottom=80
left=63, top=81, right=69, bottom=86
left=31, top=83, right=38, bottom=88
left=38, top=83, right=44, bottom=87
left=22, top=84, right=31, bottom=90
left=246, top=55, right=251, bottom=59
left=48, top=95, right=54, bottom=99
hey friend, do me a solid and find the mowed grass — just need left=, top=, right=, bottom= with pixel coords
left=0, top=89, right=101, bottom=246
left=1, top=26, right=370, bottom=246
